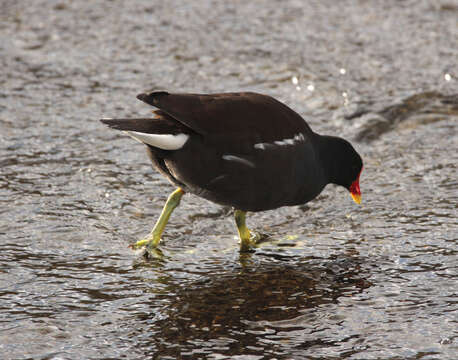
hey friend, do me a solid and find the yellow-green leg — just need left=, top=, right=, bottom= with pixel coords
left=234, top=210, right=256, bottom=252
left=131, top=188, right=184, bottom=252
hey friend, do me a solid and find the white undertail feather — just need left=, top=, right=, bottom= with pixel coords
left=124, top=131, right=189, bottom=150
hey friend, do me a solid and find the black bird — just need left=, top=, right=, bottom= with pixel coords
left=101, top=91, right=363, bottom=254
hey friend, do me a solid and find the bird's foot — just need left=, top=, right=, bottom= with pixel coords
left=129, top=234, right=165, bottom=260
left=142, top=246, right=164, bottom=260
left=239, top=231, right=271, bottom=252
left=129, top=232, right=161, bottom=250
left=239, top=231, right=262, bottom=252
left=251, top=230, right=264, bottom=243
left=129, top=238, right=150, bottom=250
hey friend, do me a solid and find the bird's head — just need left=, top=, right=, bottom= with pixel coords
left=320, top=135, right=363, bottom=205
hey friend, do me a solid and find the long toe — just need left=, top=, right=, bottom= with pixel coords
left=129, top=238, right=150, bottom=249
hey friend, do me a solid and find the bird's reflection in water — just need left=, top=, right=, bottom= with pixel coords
left=131, top=247, right=372, bottom=358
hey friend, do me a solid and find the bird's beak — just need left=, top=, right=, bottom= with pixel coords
left=349, top=177, right=362, bottom=205
left=351, top=191, right=361, bottom=204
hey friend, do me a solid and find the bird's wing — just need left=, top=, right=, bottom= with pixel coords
left=136, top=91, right=313, bottom=143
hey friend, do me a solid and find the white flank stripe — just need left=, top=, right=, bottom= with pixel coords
left=207, top=174, right=227, bottom=186
left=283, top=138, right=295, bottom=145
left=222, top=155, right=256, bottom=168
left=254, top=133, right=305, bottom=150
left=125, top=131, right=189, bottom=150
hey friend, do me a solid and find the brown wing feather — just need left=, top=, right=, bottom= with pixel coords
left=136, top=91, right=313, bottom=142
left=100, top=111, right=191, bottom=135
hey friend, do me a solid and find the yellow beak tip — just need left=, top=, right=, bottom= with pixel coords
left=351, top=193, right=362, bottom=205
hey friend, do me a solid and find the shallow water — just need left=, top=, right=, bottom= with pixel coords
left=1, top=0, right=457, bottom=359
